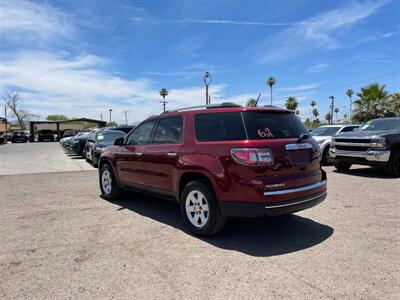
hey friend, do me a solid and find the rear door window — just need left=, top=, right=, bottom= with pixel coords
left=195, top=113, right=247, bottom=141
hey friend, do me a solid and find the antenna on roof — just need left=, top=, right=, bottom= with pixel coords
left=255, top=92, right=261, bottom=106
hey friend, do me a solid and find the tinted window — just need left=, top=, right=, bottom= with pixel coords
left=359, top=119, right=400, bottom=131
left=195, top=113, right=246, bottom=141
left=243, top=112, right=308, bottom=139
left=153, top=117, right=183, bottom=144
left=127, top=120, right=156, bottom=145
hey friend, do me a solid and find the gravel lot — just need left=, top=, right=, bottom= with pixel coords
left=0, top=143, right=399, bottom=299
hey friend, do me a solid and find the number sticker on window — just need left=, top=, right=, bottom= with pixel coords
left=257, top=128, right=274, bottom=138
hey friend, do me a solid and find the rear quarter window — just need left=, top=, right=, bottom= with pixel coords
left=195, top=112, right=247, bottom=142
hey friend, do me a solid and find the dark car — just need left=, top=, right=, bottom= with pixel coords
left=0, top=135, right=6, bottom=144
left=11, top=131, right=28, bottom=143
left=38, top=129, right=55, bottom=142
left=61, top=129, right=77, bottom=138
left=85, top=130, right=126, bottom=167
left=108, top=125, right=136, bottom=134
left=330, top=117, right=400, bottom=177
left=98, top=103, right=327, bottom=236
left=70, top=132, right=91, bottom=156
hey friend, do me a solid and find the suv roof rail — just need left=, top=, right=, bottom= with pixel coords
left=164, top=102, right=242, bottom=114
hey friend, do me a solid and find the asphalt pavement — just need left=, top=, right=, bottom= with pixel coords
left=0, top=143, right=399, bottom=299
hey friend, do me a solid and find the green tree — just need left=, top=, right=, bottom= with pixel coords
left=159, top=88, right=168, bottom=112
left=107, top=121, right=118, bottom=127
left=352, top=83, right=391, bottom=123
left=312, top=108, right=319, bottom=122
left=325, top=112, right=332, bottom=123
left=46, top=114, right=68, bottom=121
left=334, top=107, right=340, bottom=122
left=285, top=96, right=298, bottom=111
left=295, top=109, right=300, bottom=116
left=245, top=98, right=258, bottom=107
left=389, top=93, right=400, bottom=116
left=310, top=100, right=316, bottom=122
left=266, top=77, right=276, bottom=105
left=346, top=89, right=354, bottom=122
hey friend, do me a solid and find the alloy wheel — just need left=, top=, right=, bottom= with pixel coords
left=185, top=190, right=209, bottom=228
left=101, top=169, right=112, bottom=194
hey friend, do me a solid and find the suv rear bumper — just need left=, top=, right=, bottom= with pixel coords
left=219, top=190, right=327, bottom=217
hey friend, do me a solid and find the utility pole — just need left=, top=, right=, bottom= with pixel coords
left=203, top=72, right=212, bottom=105
left=100, top=113, right=103, bottom=121
left=329, top=96, right=334, bottom=125
left=109, top=109, right=112, bottom=123
left=123, top=111, right=128, bottom=124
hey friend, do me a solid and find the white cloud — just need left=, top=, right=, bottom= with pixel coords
left=0, top=0, right=75, bottom=41
left=0, top=51, right=247, bottom=124
left=259, top=0, right=389, bottom=63
left=162, top=19, right=293, bottom=26
left=306, top=63, right=330, bottom=73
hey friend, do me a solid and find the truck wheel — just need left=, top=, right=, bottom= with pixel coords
left=334, top=162, right=352, bottom=171
left=180, top=180, right=226, bottom=236
left=99, top=163, right=121, bottom=200
left=387, top=151, right=400, bottom=177
left=322, top=147, right=332, bottom=165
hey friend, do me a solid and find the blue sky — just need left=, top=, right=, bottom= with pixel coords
left=0, top=0, right=399, bottom=124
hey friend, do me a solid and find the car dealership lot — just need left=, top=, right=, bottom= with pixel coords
left=0, top=143, right=399, bottom=299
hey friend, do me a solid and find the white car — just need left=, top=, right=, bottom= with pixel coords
left=311, top=125, right=360, bottom=164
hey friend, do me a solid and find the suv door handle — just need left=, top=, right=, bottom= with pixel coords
left=167, top=152, right=177, bottom=157
left=134, top=151, right=144, bottom=156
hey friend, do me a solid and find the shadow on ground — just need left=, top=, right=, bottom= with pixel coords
left=105, top=192, right=334, bottom=257
left=333, top=166, right=396, bottom=179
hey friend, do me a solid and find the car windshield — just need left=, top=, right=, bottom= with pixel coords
left=359, top=119, right=400, bottom=131
left=311, top=127, right=341, bottom=136
left=96, top=131, right=125, bottom=144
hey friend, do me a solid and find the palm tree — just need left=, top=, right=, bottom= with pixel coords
left=346, top=89, right=354, bottom=122
left=325, top=112, right=332, bottom=123
left=389, top=93, right=400, bottom=116
left=159, top=88, right=168, bottom=112
left=334, top=107, right=340, bottom=123
left=295, top=109, right=300, bottom=116
left=266, top=77, right=276, bottom=105
left=353, top=83, right=389, bottom=122
left=245, top=98, right=258, bottom=107
left=312, top=108, right=319, bottom=122
left=285, top=96, right=298, bottom=112
left=310, top=100, right=316, bottom=122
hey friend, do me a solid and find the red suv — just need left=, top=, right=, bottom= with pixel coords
left=99, top=103, right=327, bottom=236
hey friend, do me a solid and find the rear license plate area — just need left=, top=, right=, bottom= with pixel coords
left=285, top=143, right=313, bottom=166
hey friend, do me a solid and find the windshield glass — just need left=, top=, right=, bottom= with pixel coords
left=311, top=127, right=340, bottom=136
left=359, top=119, right=400, bottom=131
left=96, top=131, right=125, bottom=144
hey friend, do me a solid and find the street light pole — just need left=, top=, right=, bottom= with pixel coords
left=109, top=109, right=112, bottom=123
left=123, top=111, right=128, bottom=124
left=4, top=105, right=7, bottom=142
left=329, top=96, right=334, bottom=125
left=203, top=72, right=212, bottom=105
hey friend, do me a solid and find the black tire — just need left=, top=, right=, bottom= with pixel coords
left=334, top=162, right=352, bottom=171
left=99, top=163, right=121, bottom=200
left=387, top=151, right=400, bottom=177
left=322, top=146, right=332, bottom=165
left=180, top=180, right=226, bottom=236
left=92, top=151, right=99, bottom=168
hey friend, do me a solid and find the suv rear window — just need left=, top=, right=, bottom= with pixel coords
left=242, top=111, right=308, bottom=139
left=195, top=111, right=307, bottom=141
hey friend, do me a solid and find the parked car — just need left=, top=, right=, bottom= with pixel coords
left=3, top=132, right=12, bottom=141
left=70, top=132, right=91, bottom=156
left=85, top=130, right=126, bottom=167
left=38, top=129, right=55, bottom=142
left=329, top=117, right=400, bottom=177
left=11, top=131, right=28, bottom=143
left=108, top=125, right=136, bottom=134
left=311, top=125, right=360, bottom=164
left=61, top=129, right=77, bottom=138
left=0, top=135, right=5, bottom=144
left=98, top=103, right=327, bottom=236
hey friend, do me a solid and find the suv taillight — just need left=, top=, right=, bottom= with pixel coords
left=231, top=148, right=274, bottom=166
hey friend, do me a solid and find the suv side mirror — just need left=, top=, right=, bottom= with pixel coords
left=114, top=137, right=124, bottom=146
